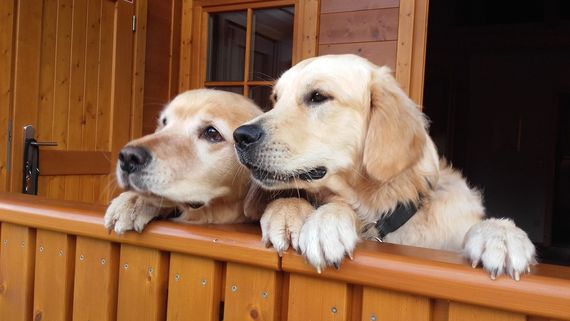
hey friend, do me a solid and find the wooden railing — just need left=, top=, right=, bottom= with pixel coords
left=0, top=193, right=569, bottom=321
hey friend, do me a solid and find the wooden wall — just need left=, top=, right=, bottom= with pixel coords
left=318, top=0, right=399, bottom=70
left=142, top=0, right=182, bottom=135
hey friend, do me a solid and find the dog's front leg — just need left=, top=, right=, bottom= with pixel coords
left=260, top=198, right=314, bottom=255
left=298, top=201, right=360, bottom=273
left=463, top=218, right=536, bottom=280
left=104, top=191, right=164, bottom=234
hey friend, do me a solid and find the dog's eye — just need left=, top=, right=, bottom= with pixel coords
left=307, top=90, right=330, bottom=104
left=161, top=118, right=167, bottom=126
left=201, top=126, right=224, bottom=143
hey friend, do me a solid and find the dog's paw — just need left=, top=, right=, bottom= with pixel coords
left=104, top=192, right=158, bottom=234
left=298, top=202, right=359, bottom=273
left=260, top=198, right=314, bottom=255
left=464, top=218, right=536, bottom=280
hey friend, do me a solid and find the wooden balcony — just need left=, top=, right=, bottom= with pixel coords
left=0, top=192, right=569, bottom=321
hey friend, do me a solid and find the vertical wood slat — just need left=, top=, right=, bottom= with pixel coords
left=448, top=302, right=526, bottom=321
left=0, top=223, right=36, bottom=321
left=295, top=0, right=320, bottom=62
left=166, top=253, right=222, bottom=321
left=72, top=237, right=119, bottom=321
left=9, top=0, right=44, bottom=193
left=287, top=274, right=350, bottom=321
left=33, top=230, right=75, bottom=321
left=0, top=0, right=16, bottom=192
left=178, top=0, right=194, bottom=92
left=361, top=287, right=431, bottom=321
left=117, top=244, right=169, bottom=321
left=224, top=262, right=281, bottom=321
left=131, top=0, right=149, bottom=140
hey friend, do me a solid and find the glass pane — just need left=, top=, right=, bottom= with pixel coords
left=208, top=86, right=244, bottom=95
left=250, top=7, right=294, bottom=81
left=249, top=86, right=273, bottom=111
left=207, top=11, right=247, bottom=82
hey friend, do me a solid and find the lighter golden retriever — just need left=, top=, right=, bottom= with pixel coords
left=234, top=54, right=536, bottom=279
left=105, top=89, right=265, bottom=233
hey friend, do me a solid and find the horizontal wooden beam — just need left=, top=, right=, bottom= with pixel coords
left=0, top=192, right=279, bottom=270
left=39, top=150, right=112, bottom=176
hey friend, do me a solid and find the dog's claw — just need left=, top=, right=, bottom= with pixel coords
left=471, top=260, right=479, bottom=268
left=527, top=266, right=531, bottom=273
left=347, top=252, right=354, bottom=260
left=514, top=271, right=520, bottom=281
left=333, top=262, right=341, bottom=270
left=316, top=266, right=322, bottom=274
left=490, top=270, right=497, bottom=280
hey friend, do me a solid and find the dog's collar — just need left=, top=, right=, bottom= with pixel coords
left=374, top=195, right=424, bottom=242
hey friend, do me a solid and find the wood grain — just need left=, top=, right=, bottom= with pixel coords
left=361, top=287, right=431, bottom=321
left=0, top=0, right=15, bottom=192
left=448, top=302, right=526, bottom=321
left=166, top=253, right=222, bottom=321
left=72, top=236, right=119, bottom=321
left=287, top=274, right=350, bottom=321
left=319, top=8, right=399, bottom=45
left=0, top=223, right=36, bottom=321
left=320, top=0, right=399, bottom=14
left=318, top=41, right=397, bottom=69
left=33, top=230, right=75, bottom=321
left=224, top=262, right=281, bottom=321
left=39, top=150, right=111, bottom=176
left=117, top=244, right=169, bottom=321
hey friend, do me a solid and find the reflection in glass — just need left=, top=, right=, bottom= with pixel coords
left=249, top=86, right=274, bottom=111
left=207, top=11, right=247, bottom=82
left=250, top=7, right=294, bottom=81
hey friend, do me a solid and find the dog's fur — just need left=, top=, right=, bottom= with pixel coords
left=235, top=55, right=536, bottom=279
left=105, top=89, right=265, bottom=233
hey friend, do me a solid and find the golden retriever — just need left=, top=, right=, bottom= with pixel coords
left=234, top=54, right=536, bottom=279
left=105, top=89, right=265, bottom=233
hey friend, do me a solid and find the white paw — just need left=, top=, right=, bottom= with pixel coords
left=298, top=202, right=359, bottom=272
left=104, top=192, right=159, bottom=234
left=464, top=218, right=536, bottom=280
left=260, top=198, right=314, bottom=255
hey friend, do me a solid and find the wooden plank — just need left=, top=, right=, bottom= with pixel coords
left=9, top=0, right=43, bottom=193
left=131, top=0, right=148, bottom=140
left=361, top=287, right=431, bottom=321
left=298, top=0, right=319, bottom=60
left=72, top=236, right=119, bottom=321
left=117, top=244, right=169, bottom=321
left=395, top=0, right=414, bottom=96
left=48, top=0, right=73, bottom=201
left=33, top=230, right=75, bottom=321
left=0, top=0, right=15, bottom=192
left=320, top=0, right=400, bottom=14
left=0, top=223, right=36, bottom=321
left=169, top=0, right=182, bottom=99
left=166, top=253, right=222, bottom=321
left=65, top=0, right=88, bottom=202
left=409, top=0, right=430, bottom=105
left=224, top=262, right=281, bottom=321
left=318, top=41, right=397, bottom=69
left=178, top=0, right=194, bottom=92
left=319, top=8, right=399, bottom=45
left=39, top=150, right=111, bottom=176
left=448, top=302, right=526, bottom=321
left=432, top=300, right=450, bottom=321
left=287, top=274, right=350, bottom=321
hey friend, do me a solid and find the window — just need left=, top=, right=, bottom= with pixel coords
left=206, top=5, right=294, bottom=110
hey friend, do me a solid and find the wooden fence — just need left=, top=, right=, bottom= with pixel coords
left=0, top=192, right=569, bottom=321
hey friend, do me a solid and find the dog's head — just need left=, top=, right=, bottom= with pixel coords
left=234, top=54, right=436, bottom=190
left=117, top=89, right=262, bottom=208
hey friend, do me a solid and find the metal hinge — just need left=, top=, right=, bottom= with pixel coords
left=5, top=120, right=12, bottom=173
left=132, top=15, right=136, bottom=32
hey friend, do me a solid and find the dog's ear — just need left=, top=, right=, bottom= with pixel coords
left=243, top=183, right=271, bottom=220
left=363, top=66, right=428, bottom=182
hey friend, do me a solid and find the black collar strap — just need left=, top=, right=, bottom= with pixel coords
left=375, top=197, right=423, bottom=241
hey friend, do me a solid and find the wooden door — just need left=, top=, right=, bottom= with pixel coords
left=5, top=0, right=137, bottom=204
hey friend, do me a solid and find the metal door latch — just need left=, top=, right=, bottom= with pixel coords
left=22, top=125, right=57, bottom=195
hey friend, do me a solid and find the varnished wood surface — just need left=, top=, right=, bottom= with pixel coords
left=1, top=192, right=570, bottom=320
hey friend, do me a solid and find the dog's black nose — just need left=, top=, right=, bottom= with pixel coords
left=119, top=146, right=151, bottom=174
left=233, top=124, right=264, bottom=150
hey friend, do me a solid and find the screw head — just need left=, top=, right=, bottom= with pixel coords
left=58, top=249, right=64, bottom=256
left=331, top=306, right=337, bottom=314
left=175, top=274, right=181, bottom=282
left=370, top=314, right=377, bottom=321
left=123, top=263, right=129, bottom=270
left=231, top=285, right=238, bottom=292
left=100, top=258, right=106, bottom=265
left=39, top=246, right=44, bottom=253
left=261, top=291, right=269, bottom=299
left=148, top=267, right=153, bottom=273
left=20, top=241, right=25, bottom=247
left=79, top=254, right=85, bottom=261
left=201, top=278, right=207, bottom=286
